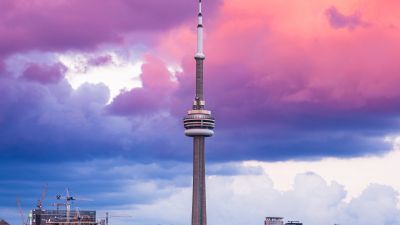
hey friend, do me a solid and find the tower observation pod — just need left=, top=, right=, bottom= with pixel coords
left=183, top=1, right=215, bottom=225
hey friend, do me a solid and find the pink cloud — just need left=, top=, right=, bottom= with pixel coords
left=109, top=54, right=177, bottom=116
left=104, top=0, right=400, bottom=134
left=153, top=0, right=400, bottom=122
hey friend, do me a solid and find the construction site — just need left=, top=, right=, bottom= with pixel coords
left=16, top=185, right=126, bottom=225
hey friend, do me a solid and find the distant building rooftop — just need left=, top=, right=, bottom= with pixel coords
left=265, top=217, right=284, bottom=220
left=285, top=221, right=303, bottom=225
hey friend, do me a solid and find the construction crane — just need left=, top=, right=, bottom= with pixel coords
left=66, top=188, right=72, bottom=223
left=76, top=207, right=81, bottom=225
left=54, top=188, right=75, bottom=223
left=97, top=212, right=132, bottom=225
left=56, top=188, right=91, bottom=223
left=16, top=196, right=27, bottom=225
left=37, top=183, right=48, bottom=209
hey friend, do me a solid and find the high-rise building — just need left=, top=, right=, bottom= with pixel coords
left=183, top=1, right=215, bottom=225
left=265, top=217, right=284, bottom=225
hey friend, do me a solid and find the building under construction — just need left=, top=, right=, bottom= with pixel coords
left=17, top=186, right=108, bottom=225
left=17, top=186, right=130, bottom=225
left=29, top=209, right=98, bottom=225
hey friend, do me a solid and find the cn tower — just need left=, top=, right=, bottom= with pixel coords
left=183, top=1, right=215, bottom=225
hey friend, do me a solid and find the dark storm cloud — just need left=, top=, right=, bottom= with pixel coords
left=0, top=160, right=262, bottom=209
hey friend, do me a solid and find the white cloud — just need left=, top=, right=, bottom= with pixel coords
left=108, top=136, right=400, bottom=225
left=3, top=156, right=399, bottom=225
left=244, top=136, right=400, bottom=201
left=58, top=50, right=143, bottom=102
left=127, top=172, right=400, bottom=225
left=3, top=49, right=144, bottom=103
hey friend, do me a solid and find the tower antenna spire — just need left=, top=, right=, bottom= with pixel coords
left=195, top=0, right=205, bottom=60
left=194, top=0, right=205, bottom=105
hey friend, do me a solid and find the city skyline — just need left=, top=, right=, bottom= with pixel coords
left=0, top=0, right=400, bottom=225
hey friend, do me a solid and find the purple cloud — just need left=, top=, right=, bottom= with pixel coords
left=87, top=55, right=113, bottom=67
left=0, top=57, right=4, bottom=73
left=325, top=6, right=368, bottom=30
left=21, top=63, right=67, bottom=84
left=0, top=0, right=221, bottom=56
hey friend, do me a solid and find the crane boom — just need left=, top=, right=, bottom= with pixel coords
left=16, top=196, right=26, bottom=225
left=37, top=183, right=48, bottom=209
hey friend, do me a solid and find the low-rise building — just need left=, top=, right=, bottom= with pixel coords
left=265, top=217, right=284, bottom=225
left=285, top=221, right=303, bottom=225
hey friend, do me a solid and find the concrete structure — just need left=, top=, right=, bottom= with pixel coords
left=183, top=1, right=215, bottom=225
left=264, top=217, right=284, bottom=225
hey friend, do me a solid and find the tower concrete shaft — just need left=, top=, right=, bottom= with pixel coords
left=192, top=136, right=206, bottom=225
left=183, top=2, right=215, bottom=225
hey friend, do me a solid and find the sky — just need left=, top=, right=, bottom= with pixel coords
left=0, top=0, right=400, bottom=225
